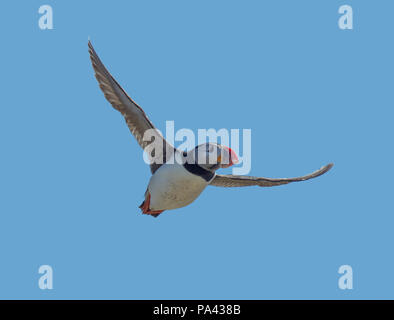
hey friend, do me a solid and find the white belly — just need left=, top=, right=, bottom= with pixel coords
left=147, top=162, right=211, bottom=211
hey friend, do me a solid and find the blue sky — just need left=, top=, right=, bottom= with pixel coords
left=0, top=0, right=393, bottom=299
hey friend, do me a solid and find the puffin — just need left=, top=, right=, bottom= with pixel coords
left=88, top=41, right=333, bottom=217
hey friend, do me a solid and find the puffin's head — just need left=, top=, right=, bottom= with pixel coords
left=186, top=143, right=239, bottom=172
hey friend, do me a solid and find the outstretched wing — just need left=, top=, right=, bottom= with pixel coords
left=209, top=163, right=333, bottom=187
left=88, top=41, right=174, bottom=174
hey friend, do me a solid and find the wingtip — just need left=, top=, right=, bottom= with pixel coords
left=325, top=163, right=334, bottom=171
left=319, top=162, right=334, bottom=176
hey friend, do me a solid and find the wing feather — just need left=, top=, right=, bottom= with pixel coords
left=209, top=163, right=333, bottom=187
left=88, top=41, right=174, bottom=173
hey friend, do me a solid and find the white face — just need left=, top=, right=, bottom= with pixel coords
left=187, top=143, right=238, bottom=170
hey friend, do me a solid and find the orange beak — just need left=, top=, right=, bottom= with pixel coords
left=221, top=146, right=239, bottom=168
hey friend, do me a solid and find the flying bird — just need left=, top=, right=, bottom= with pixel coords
left=88, top=41, right=333, bottom=217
